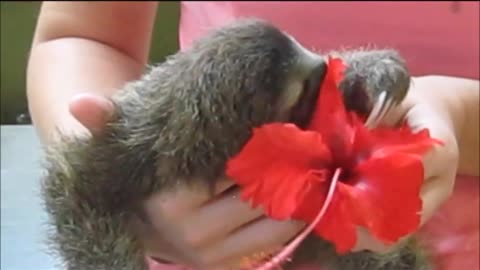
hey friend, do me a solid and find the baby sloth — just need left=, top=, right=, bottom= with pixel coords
left=41, top=18, right=421, bottom=270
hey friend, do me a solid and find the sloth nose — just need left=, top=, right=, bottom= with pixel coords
left=290, top=60, right=328, bottom=129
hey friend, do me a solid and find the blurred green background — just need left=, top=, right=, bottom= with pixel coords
left=0, top=1, right=181, bottom=125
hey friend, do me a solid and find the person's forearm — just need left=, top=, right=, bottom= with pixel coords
left=27, top=1, right=158, bottom=144
left=27, top=38, right=145, bottom=144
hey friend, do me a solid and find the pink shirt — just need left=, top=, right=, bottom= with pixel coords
left=179, top=1, right=479, bottom=79
left=150, top=2, right=479, bottom=269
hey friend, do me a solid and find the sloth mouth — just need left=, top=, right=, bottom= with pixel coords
left=289, top=61, right=328, bottom=129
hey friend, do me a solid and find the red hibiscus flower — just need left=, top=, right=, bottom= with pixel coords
left=226, top=57, right=442, bottom=256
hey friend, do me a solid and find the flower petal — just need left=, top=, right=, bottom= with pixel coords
left=225, top=55, right=440, bottom=257
left=226, top=123, right=332, bottom=220
left=308, top=57, right=355, bottom=164
left=310, top=183, right=359, bottom=253
left=344, top=152, right=424, bottom=244
left=285, top=166, right=359, bottom=254
left=369, top=125, right=443, bottom=158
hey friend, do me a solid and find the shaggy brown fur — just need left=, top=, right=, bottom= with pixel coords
left=40, top=18, right=426, bottom=270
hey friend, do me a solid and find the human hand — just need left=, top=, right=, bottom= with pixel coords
left=351, top=75, right=461, bottom=253
left=141, top=179, right=305, bottom=270
left=66, top=92, right=304, bottom=270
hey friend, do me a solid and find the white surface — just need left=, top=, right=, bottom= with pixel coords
left=1, top=125, right=59, bottom=270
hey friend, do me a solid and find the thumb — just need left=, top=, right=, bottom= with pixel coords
left=69, top=93, right=114, bottom=137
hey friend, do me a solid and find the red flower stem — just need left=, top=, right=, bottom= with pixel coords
left=252, top=168, right=343, bottom=270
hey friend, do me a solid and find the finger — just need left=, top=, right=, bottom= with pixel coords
left=205, top=176, right=237, bottom=202
left=209, top=246, right=282, bottom=270
left=141, top=179, right=249, bottom=261
left=144, top=177, right=237, bottom=222
left=142, top=199, right=271, bottom=269
left=133, top=214, right=204, bottom=269
left=181, top=188, right=264, bottom=248
left=199, top=218, right=304, bottom=268
left=69, top=93, right=114, bottom=136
